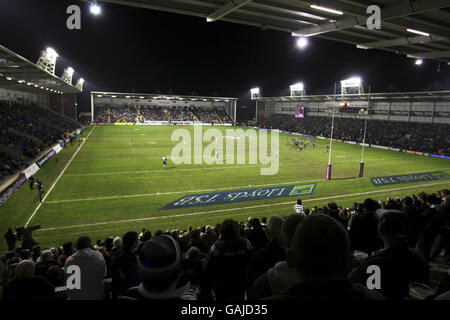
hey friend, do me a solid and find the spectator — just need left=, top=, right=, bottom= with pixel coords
left=110, top=236, right=122, bottom=256
left=4, top=228, right=16, bottom=251
left=203, top=219, right=254, bottom=300
left=64, top=236, right=107, bottom=300
left=246, top=215, right=285, bottom=293
left=245, top=218, right=268, bottom=252
left=2, top=259, right=56, bottom=300
left=57, top=241, right=74, bottom=266
left=35, top=250, right=58, bottom=277
left=325, top=201, right=347, bottom=227
left=200, top=225, right=218, bottom=248
left=249, top=214, right=304, bottom=300
left=268, top=214, right=385, bottom=300
left=188, top=229, right=209, bottom=255
left=111, top=231, right=139, bottom=299
left=46, top=264, right=64, bottom=287
left=119, top=235, right=199, bottom=300
left=352, top=210, right=429, bottom=300
left=402, top=196, right=421, bottom=248
left=348, top=198, right=383, bottom=255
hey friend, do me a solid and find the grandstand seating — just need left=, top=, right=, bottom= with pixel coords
left=94, top=106, right=233, bottom=124
left=262, top=114, right=450, bottom=156
left=0, top=101, right=79, bottom=182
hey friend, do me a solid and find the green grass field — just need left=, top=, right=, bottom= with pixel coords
left=1, top=124, right=449, bottom=252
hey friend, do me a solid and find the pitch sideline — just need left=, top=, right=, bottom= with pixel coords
left=36, top=180, right=450, bottom=233
left=24, top=126, right=96, bottom=227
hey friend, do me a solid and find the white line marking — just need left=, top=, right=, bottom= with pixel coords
left=36, top=181, right=450, bottom=232
left=63, top=157, right=413, bottom=176
left=24, top=126, right=96, bottom=227
left=45, top=178, right=322, bottom=204
left=64, top=165, right=263, bottom=177
left=45, top=166, right=450, bottom=204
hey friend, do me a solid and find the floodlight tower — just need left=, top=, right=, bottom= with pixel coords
left=290, top=83, right=306, bottom=97
left=37, top=47, right=59, bottom=75
left=76, top=78, right=85, bottom=91
left=61, top=67, right=75, bottom=85
left=250, top=87, right=261, bottom=100
left=340, top=77, right=363, bottom=95
left=250, top=88, right=261, bottom=125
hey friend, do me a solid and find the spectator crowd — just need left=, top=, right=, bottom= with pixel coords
left=1, top=189, right=449, bottom=300
left=261, top=114, right=450, bottom=156
left=94, top=106, right=233, bottom=124
left=0, top=102, right=79, bottom=182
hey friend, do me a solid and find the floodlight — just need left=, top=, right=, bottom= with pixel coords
left=341, top=76, right=361, bottom=86
left=415, top=58, right=423, bottom=65
left=340, top=77, right=363, bottom=95
left=406, top=28, right=430, bottom=37
left=250, top=87, right=261, bottom=100
left=90, top=2, right=101, bottom=15
left=310, top=4, right=343, bottom=15
left=290, top=83, right=304, bottom=91
left=67, top=67, right=74, bottom=75
left=296, top=37, right=308, bottom=49
left=290, top=82, right=305, bottom=97
left=45, top=47, right=59, bottom=62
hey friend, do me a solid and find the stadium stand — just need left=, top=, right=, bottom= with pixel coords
left=261, top=114, right=450, bottom=156
left=94, top=106, right=233, bottom=124
left=0, top=101, right=79, bottom=182
left=1, top=189, right=449, bottom=300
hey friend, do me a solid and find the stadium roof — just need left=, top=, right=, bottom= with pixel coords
left=0, top=45, right=81, bottom=94
left=91, top=0, right=450, bottom=64
left=91, top=91, right=238, bottom=102
left=256, top=90, right=450, bottom=102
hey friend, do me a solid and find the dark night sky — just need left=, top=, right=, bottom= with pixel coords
left=0, top=0, right=449, bottom=120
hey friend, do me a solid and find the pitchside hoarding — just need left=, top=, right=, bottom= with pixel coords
left=161, top=183, right=316, bottom=210
left=371, top=171, right=450, bottom=186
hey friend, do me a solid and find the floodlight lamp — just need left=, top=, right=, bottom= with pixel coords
left=250, top=87, right=260, bottom=94
left=45, top=47, right=59, bottom=62
left=341, top=76, right=361, bottom=87
left=67, top=67, right=75, bottom=75
left=296, top=37, right=308, bottom=49
left=290, top=83, right=304, bottom=91
left=90, top=2, right=101, bottom=15
left=415, top=58, right=423, bottom=65
left=78, top=78, right=85, bottom=84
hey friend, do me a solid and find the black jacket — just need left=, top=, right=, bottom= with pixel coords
left=2, top=277, right=56, bottom=300
left=351, top=243, right=429, bottom=300
left=203, top=236, right=254, bottom=300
